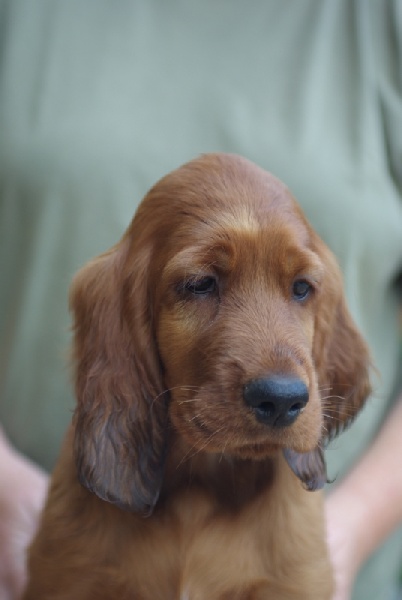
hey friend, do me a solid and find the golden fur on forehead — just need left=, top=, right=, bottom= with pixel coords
left=149, top=153, right=294, bottom=213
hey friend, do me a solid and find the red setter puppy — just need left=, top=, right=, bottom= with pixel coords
left=24, top=154, right=371, bottom=600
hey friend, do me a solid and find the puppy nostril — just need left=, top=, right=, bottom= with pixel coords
left=256, top=402, right=276, bottom=419
left=288, top=402, right=305, bottom=415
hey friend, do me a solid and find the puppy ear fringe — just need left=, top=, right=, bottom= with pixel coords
left=283, top=446, right=327, bottom=491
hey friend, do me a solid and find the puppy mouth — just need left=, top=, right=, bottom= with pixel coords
left=181, top=413, right=297, bottom=458
left=171, top=382, right=320, bottom=457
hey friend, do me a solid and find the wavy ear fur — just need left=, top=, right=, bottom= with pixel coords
left=285, top=242, right=371, bottom=491
left=70, top=241, right=167, bottom=515
left=313, top=246, right=372, bottom=442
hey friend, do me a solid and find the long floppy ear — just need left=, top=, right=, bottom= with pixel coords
left=284, top=243, right=371, bottom=491
left=313, top=245, right=372, bottom=442
left=70, top=240, right=168, bottom=515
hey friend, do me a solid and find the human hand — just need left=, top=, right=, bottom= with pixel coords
left=325, top=496, right=358, bottom=600
left=325, top=395, right=402, bottom=600
left=0, top=430, right=48, bottom=600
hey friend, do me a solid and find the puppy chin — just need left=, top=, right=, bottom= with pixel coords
left=230, top=442, right=282, bottom=461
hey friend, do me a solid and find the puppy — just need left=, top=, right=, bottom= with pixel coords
left=24, top=153, right=371, bottom=599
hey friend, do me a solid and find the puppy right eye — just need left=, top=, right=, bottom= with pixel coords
left=184, top=276, right=217, bottom=296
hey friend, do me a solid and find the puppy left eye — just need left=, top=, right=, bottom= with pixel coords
left=185, top=276, right=217, bottom=295
left=292, top=279, right=312, bottom=301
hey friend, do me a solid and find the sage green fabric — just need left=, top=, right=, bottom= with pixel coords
left=0, top=1, right=401, bottom=598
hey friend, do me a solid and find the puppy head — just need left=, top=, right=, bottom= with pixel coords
left=71, top=153, right=371, bottom=513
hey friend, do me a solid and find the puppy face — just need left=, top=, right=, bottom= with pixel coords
left=71, top=154, right=371, bottom=513
left=156, top=200, right=324, bottom=458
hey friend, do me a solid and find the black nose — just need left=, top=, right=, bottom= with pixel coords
left=243, top=376, right=309, bottom=428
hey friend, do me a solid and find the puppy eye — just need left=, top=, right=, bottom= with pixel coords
left=185, top=276, right=217, bottom=295
left=292, top=279, right=312, bottom=301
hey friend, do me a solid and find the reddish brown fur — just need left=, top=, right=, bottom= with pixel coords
left=23, top=154, right=371, bottom=599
